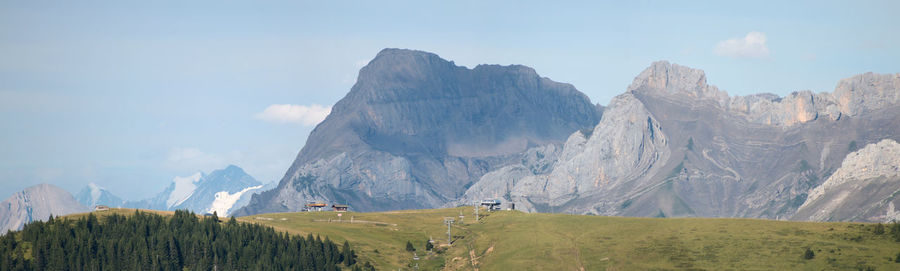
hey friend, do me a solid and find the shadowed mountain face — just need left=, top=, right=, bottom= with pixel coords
left=235, top=49, right=602, bottom=214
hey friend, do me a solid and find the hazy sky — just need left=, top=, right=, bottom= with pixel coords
left=1, top=1, right=898, bottom=200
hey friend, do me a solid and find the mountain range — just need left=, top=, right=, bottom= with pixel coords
left=3, top=48, right=897, bottom=226
left=236, top=48, right=900, bottom=222
left=123, top=165, right=269, bottom=215
left=459, top=61, right=900, bottom=221
left=1, top=165, right=269, bottom=233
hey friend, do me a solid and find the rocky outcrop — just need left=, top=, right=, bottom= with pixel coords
left=631, top=61, right=900, bottom=127
left=832, top=73, right=900, bottom=117
left=0, top=184, right=89, bottom=233
left=452, top=144, right=561, bottom=208
left=235, top=49, right=602, bottom=215
left=454, top=93, right=670, bottom=214
left=794, top=139, right=900, bottom=222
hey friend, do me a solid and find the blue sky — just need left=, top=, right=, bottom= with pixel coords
left=1, top=1, right=898, bottom=200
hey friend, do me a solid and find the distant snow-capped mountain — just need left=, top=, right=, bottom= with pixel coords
left=0, top=165, right=271, bottom=234
left=126, top=165, right=269, bottom=216
left=75, top=182, right=125, bottom=208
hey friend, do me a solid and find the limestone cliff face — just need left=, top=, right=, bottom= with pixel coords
left=832, top=73, right=900, bottom=117
left=631, top=61, right=900, bottom=127
left=630, top=64, right=900, bottom=219
left=455, top=93, right=670, bottom=214
left=0, top=184, right=89, bottom=233
left=627, top=61, right=728, bottom=103
left=458, top=61, right=900, bottom=220
left=794, top=139, right=900, bottom=222
left=234, top=49, right=602, bottom=215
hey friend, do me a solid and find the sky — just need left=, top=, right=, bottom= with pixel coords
left=1, top=0, right=898, bottom=200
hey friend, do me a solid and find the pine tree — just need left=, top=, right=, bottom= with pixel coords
left=348, top=249, right=357, bottom=266
left=0, top=209, right=352, bottom=270
left=342, top=240, right=352, bottom=266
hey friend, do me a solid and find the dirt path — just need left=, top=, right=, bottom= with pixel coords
left=702, top=149, right=741, bottom=181
left=311, top=219, right=397, bottom=226
left=565, top=234, right=585, bottom=271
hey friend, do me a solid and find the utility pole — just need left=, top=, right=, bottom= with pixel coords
left=474, top=201, right=479, bottom=221
left=444, top=217, right=455, bottom=245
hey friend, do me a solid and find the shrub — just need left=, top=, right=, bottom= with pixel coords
left=804, top=248, right=815, bottom=260
left=890, top=222, right=900, bottom=242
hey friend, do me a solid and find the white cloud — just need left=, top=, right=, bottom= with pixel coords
left=714, top=31, right=770, bottom=59
left=254, top=104, right=331, bottom=126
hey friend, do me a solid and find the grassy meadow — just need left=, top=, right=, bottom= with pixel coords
left=66, top=208, right=900, bottom=270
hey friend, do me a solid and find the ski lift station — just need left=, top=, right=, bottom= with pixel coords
left=480, top=199, right=502, bottom=211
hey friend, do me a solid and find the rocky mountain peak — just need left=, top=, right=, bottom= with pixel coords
left=832, top=72, right=900, bottom=116
left=213, top=165, right=252, bottom=179
left=628, top=61, right=724, bottom=101
left=352, top=49, right=459, bottom=96
left=75, top=183, right=124, bottom=208
left=298, top=48, right=602, bottom=164
left=1, top=183, right=89, bottom=232
left=235, top=48, right=603, bottom=214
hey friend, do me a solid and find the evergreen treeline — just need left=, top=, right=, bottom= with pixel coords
left=0, top=210, right=376, bottom=271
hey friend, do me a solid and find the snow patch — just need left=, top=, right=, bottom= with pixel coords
left=167, top=172, right=203, bottom=208
left=207, top=185, right=263, bottom=216
left=87, top=182, right=103, bottom=203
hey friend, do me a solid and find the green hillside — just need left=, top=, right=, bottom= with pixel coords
left=237, top=207, right=900, bottom=270
left=54, top=208, right=900, bottom=270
